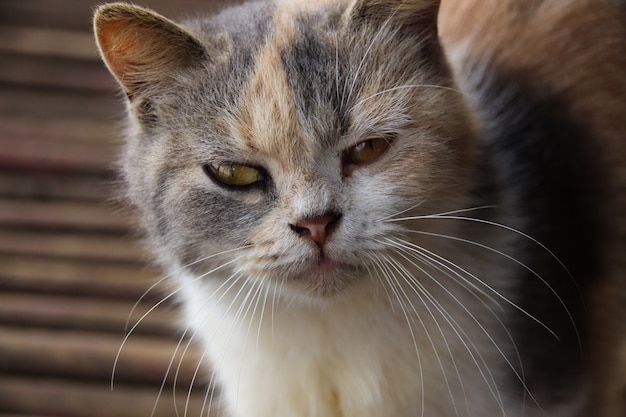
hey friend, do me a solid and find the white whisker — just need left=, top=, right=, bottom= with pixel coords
left=111, top=259, right=239, bottom=390
left=350, top=83, right=467, bottom=114
left=123, top=246, right=251, bottom=332
left=344, top=5, right=401, bottom=106
left=379, top=251, right=465, bottom=416
left=410, top=229, right=568, bottom=341
left=394, top=237, right=504, bottom=310
left=383, top=240, right=508, bottom=411
left=388, top=213, right=573, bottom=281
left=369, top=252, right=426, bottom=417
left=383, top=237, right=545, bottom=412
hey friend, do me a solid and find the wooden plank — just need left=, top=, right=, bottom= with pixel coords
left=0, top=0, right=98, bottom=32
left=0, top=415, right=56, bottom=417
left=0, top=115, right=120, bottom=144
left=0, top=376, right=214, bottom=417
left=0, top=25, right=100, bottom=61
left=0, top=133, right=115, bottom=173
left=0, top=327, right=204, bottom=385
left=0, top=293, right=179, bottom=336
left=0, top=199, right=132, bottom=232
left=0, top=415, right=58, bottom=417
left=0, top=171, right=113, bottom=201
left=0, top=256, right=156, bottom=300
left=0, top=230, right=146, bottom=263
left=0, top=52, right=116, bottom=92
left=0, top=0, right=234, bottom=32
left=0, top=85, right=121, bottom=122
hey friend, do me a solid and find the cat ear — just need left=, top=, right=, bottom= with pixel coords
left=347, top=0, right=440, bottom=33
left=93, top=3, right=207, bottom=98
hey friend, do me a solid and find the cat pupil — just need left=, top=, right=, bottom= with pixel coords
left=204, top=162, right=265, bottom=188
left=345, top=137, right=391, bottom=166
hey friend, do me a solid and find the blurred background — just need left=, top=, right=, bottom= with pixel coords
left=0, top=1, right=239, bottom=416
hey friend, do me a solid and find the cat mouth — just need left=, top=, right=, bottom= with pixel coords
left=245, top=250, right=358, bottom=297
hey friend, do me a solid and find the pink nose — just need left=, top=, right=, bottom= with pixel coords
left=290, top=212, right=341, bottom=249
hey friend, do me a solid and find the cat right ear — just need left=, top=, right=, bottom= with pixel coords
left=93, top=3, right=207, bottom=98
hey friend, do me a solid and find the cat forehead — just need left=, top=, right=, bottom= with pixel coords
left=203, top=1, right=350, bottom=164
left=200, top=1, right=412, bottom=164
left=176, top=0, right=445, bottom=172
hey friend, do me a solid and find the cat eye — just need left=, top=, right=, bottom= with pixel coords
left=204, top=162, right=265, bottom=188
left=344, top=137, right=392, bottom=166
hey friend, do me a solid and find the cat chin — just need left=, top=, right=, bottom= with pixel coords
left=252, top=261, right=364, bottom=302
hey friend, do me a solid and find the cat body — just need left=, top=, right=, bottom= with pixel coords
left=94, top=0, right=626, bottom=416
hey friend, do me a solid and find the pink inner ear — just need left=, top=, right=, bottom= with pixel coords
left=98, top=20, right=144, bottom=83
left=95, top=7, right=207, bottom=95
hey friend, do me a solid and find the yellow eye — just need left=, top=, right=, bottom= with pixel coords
left=345, top=137, right=392, bottom=165
left=206, top=162, right=264, bottom=187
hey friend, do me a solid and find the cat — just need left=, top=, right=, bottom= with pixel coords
left=93, top=0, right=626, bottom=416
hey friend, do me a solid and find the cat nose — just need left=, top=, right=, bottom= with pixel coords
left=290, top=211, right=342, bottom=249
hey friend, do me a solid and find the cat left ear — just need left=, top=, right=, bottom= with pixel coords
left=93, top=3, right=208, bottom=98
left=347, top=0, right=440, bottom=33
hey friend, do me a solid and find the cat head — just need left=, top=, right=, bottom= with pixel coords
left=94, top=0, right=478, bottom=299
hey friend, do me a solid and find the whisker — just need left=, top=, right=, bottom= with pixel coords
left=383, top=237, right=544, bottom=411
left=350, top=83, right=467, bottom=114
left=256, top=283, right=271, bottom=358
left=228, top=279, right=262, bottom=414
left=173, top=330, right=199, bottom=417
left=388, top=213, right=573, bottom=281
left=375, top=199, right=428, bottom=223
left=150, top=322, right=195, bottom=417
left=111, top=259, right=238, bottom=390
left=410, top=229, right=569, bottom=342
left=344, top=4, right=401, bottom=106
left=383, top=239, right=510, bottom=411
left=124, top=246, right=250, bottom=332
left=241, top=278, right=266, bottom=364
left=200, top=272, right=252, bottom=417
left=379, top=252, right=466, bottom=416
left=334, top=30, right=341, bottom=109
left=393, top=235, right=531, bottom=397
left=369, top=252, right=426, bottom=417
left=394, top=237, right=504, bottom=310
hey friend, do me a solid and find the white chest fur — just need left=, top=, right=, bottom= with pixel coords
left=176, top=269, right=529, bottom=417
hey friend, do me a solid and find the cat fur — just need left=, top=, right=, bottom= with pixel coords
left=94, top=1, right=626, bottom=416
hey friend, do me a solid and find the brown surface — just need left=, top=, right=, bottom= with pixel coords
left=0, top=1, right=234, bottom=416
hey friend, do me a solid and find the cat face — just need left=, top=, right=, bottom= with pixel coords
left=95, top=0, right=477, bottom=299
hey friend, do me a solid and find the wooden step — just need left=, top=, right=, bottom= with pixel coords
left=0, top=131, right=116, bottom=174
left=0, top=326, right=204, bottom=386
left=0, top=52, right=115, bottom=92
left=0, top=0, right=102, bottom=32
left=0, top=171, right=113, bottom=201
left=0, top=230, right=146, bottom=263
left=0, top=199, right=132, bottom=233
left=0, top=115, right=119, bottom=144
left=0, top=376, right=215, bottom=417
left=0, top=414, right=56, bottom=417
left=0, top=256, right=157, bottom=300
left=0, top=85, right=120, bottom=122
left=0, top=293, right=179, bottom=336
left=0, top=25, right=100, bottom=61
left=0, top=0, right=229, bottom=32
